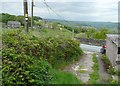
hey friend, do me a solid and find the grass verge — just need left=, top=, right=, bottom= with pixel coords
left=101, top=54, right=119, bottom=84
left=88, top=53, right=100, bottom=84
left=51, top=70, right=82, bottom=84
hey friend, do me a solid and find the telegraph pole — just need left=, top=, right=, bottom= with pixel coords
left=24, top=0, right=29, bottom=32
left=31, top=0, right=34, bottom=29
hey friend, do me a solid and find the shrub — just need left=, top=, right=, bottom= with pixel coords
left=2, top=51, right=52, bottom=84
left=2, top=47, right=53, bottom=84
left=2, top=29, right=83, bottom=84
left=2, top=29, right=83, bottom=69
left=28, top=58, right=53, bottom=84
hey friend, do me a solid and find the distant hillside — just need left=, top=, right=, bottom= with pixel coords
left=74, top=21, right=118, bottom=29
left=45, top=19, right=118, bottom=29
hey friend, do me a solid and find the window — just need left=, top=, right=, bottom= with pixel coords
left=118, top=47, right=120, bottom=54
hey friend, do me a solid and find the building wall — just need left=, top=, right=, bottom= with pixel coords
left=106, top=37, right=118, bottom=66
left=7, top=21, right=21, bottom=28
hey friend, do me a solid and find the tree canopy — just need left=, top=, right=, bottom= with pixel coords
left=0, top=13, right=42, bottom=26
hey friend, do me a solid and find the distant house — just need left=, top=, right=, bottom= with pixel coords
left=33, top=25, right=42, bottom=29
left=7, top=21, right=21, bottom=28
left=106, top=34, right=120, bottom=67
left=42, top=19, right=53, bottom=29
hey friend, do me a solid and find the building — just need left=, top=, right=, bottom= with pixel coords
left=106, top=34, right=120, bottom=67
left=42, top=19, right=53, bottom=29
left=7, top=21, right=21, bottom=28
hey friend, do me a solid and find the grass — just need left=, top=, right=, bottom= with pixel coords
left=79, top=66, right=86, bottom=73
left=79, top=69, right=86, bottom=73
left=2, top=28, right=73, bottom=38
left=30, top=28, right=73, bottom=38
left=101, top=55, right=119, bottom=84
left=88, top=53, right=100, bottom=84
left=51, top=70, right=82, bottom=84
left=75, top=33, right=87, bottom=38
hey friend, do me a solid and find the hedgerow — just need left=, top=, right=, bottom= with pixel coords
left=2, top=29, right=83, bottom=84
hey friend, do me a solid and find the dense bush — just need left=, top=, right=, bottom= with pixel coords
left=2, top=29, right=83, bottom=84
left=2, top=29, right=83, bottom=68
left=2, top=48, right=53, bottom=84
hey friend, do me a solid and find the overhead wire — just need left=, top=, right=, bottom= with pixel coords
left=43, top=1, right=52, bottom=19
left=34, top=0, right=80, bottom=27
left=41, top=0, right=71, bottom=25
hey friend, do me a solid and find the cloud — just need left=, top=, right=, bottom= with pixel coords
left=2, top=0, right=119, bottom=3
left=1, top=1, right=118, bottom=22
left=1, top=2, right=24, bottom=15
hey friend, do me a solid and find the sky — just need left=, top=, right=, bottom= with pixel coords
left=1, top=0, right=119, bottom=22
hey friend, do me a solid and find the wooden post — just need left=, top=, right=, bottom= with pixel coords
left=31, top=0, right=34, bottom=30
left=24, top=0, right=29, bottom=32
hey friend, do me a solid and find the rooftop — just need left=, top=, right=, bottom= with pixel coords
left=107, top=34, right=120, bottom=47
left=7, top=21, right=21, bottom=24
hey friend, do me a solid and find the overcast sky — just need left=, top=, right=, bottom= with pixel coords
left=1, top=0, right=119, bottom=22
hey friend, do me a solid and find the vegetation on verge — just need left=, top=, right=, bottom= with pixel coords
left=2, top=29, right=83, bottom=84
left=101, top=54, right=119, bottom=84
left=88, top=53, right=100, bottom=84
left=0, top=13, right=42, bottom=26
left=1, top=13, right=118, bottom=40
left=51, top=70, right=81, bottom=84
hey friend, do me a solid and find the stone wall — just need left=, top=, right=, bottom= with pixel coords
left=75, top=37, right=105, bottom=46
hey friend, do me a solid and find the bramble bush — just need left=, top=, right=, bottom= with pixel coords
left=2, top=29, right=83, bottom=84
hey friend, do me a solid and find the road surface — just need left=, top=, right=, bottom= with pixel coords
left=64, top=51, right=94, bottom=83
left=80, top=44, right=110, bottom=83
left=80, top=44, right=102, bottom=52
left=64, top=44, right=111, bottom=83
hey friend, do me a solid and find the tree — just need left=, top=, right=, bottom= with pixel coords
left=93, top=28, right=108, bottom=39
left=33, top=16, right=42, bottom=21
left=86, top=28, right=96, bottom=38
left=99, top=28, right=108, bottom=39
left=16, top=16, right=24, bottom=26
left=0, top=13, right=43, bottom=27
left=0, top=13, right=16, bottom=23
left=34, top=21, right=43, bottom=26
